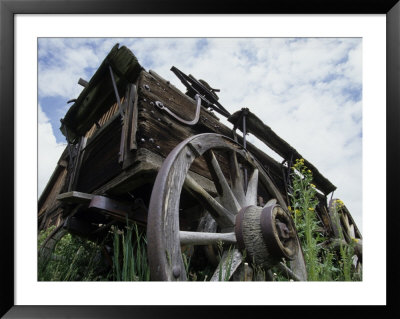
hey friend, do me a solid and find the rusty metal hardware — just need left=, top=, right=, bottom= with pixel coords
left=154, top=94, right=201, bottom=126
left=170, top=66, right=231, bottom=118
left=88, top=195, right=147, bottom=225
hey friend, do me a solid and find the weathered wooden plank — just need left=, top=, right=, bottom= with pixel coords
left=76, top=117, right=123, bottom=193
left=68, top=136, right=87, bottom=191
left=119, top=99, right=129, bottom=164
left=92, top=148, right=216, bottom=200
left=56, top=191, right=95, bottom=204
left=122, top=83, right=139, bottom=170
left=129, top=81, right=139, bottom=151
left=149, top=69, right=208, bottom=114
left=84, top=112, right=120, bottom=149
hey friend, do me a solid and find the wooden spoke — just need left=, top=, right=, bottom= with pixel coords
left=184, top=174, right=235, bottom=228
left=204, top=150, right=241, bottom=213
left=277, top=262, right=301, bottom=281
left=179, top=231, right=236, bottom=246
left=245, top=168, right=259, bottom=206
left=341, top=212, right=351, bottom=238
left=229, top=150, right=246, bottom=207
left=210, top=249, right=243, bottom=281
left=349, top=224, right=356, bottom=239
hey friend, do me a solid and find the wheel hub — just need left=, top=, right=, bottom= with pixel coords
left=235, top=204, right=298, bottom=268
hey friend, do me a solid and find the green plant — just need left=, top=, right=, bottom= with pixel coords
left=288, top=158, right=361, bottom=281
left=38, top=227, right=107, bottom=281
left=289, top=158, right=322, bottom=281
left=111, top=222, right=150, bottom=281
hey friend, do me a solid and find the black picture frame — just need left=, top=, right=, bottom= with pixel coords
left=1, top=1, right=399, bottom=318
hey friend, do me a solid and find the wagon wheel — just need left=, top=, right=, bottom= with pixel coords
left=147, top=133, right=307, bottom=281
left=328, top=199, right=362, bottom=271
left=38, top=224, right=68, bottom=266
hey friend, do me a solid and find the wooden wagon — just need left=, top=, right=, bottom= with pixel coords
left=38, top=44, right=362, bottom=281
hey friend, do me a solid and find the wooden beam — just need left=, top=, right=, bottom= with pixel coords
left=56, top=191, right=95, bottom=204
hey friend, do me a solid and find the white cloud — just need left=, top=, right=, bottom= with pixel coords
left=38, top=104, right=66, bottom=197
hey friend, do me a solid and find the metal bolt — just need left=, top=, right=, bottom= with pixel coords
left=150, top=102, right=154, bottom=106
left=157, top=118, right=161, bottom=122
left=186, top=151, right=192, bottom=158
left=172, top=266, right=181, bottom=278
left=143, top=98, right=147, bottom=102
left=140, top=138, right=145, bottom=143
left=155, top=101, right=164, bottom=108
left=144, top=84, right=150, bottom=91
left=151, top=110, right=155, bottom=114
left=149, top=138, right=154, bottom=143
left=156, top=145, right=160, bottom=150
left=197, top=143, right=202, bottom=149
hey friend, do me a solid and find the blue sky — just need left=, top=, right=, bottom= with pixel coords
left=38, top=37, right=362, bottom=230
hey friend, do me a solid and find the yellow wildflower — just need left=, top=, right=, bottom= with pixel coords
left=351, top=238, right=359, bottom=243
left=288, top=206, right=292, bottom=211
left=308, top=207, right=314, bottom=211
left=295, top=209, right=300, bottom=215
left=310, top=184, right=316, bottom=188
left=307, top=170, right=311, bottom=173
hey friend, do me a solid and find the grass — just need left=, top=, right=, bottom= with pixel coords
left=111, top=222, right=150, bottom=281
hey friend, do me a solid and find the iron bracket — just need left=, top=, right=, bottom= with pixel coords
left=88, top=195, right=147, bottom=225
left=154, top=94, right=201, bottom=126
